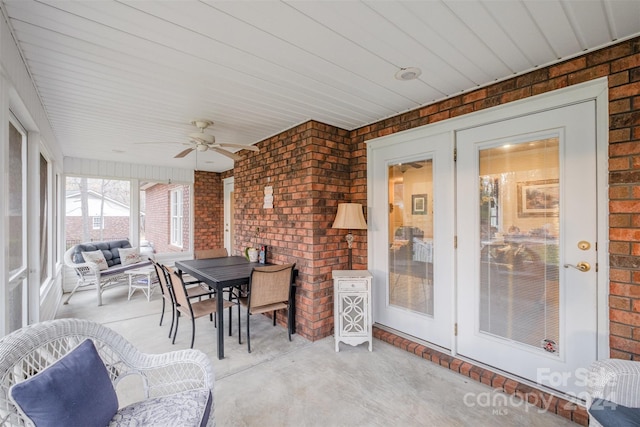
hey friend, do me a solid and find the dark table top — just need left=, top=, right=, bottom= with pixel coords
left=175, top=256, right=261, bottom=288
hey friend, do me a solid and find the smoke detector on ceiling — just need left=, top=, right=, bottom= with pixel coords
left=395, top=67, right=422, bottom=81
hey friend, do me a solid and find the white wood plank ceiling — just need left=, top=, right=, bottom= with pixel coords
left=2, top=0, right=639, bottom=172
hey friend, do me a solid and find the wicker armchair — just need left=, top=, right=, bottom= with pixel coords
left=587, top=359, right=640, bottom=426
left=0, top=318, right=214, bottom=427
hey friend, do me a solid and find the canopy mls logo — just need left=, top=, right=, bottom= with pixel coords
left=463, top=367, right=618, bottom=415
left=463, top=389, right=555, bottom=415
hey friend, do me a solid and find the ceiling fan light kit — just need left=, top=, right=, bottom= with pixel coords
left=190, top=119, right=214, bottom=129
left=136, top=118, right=260, bottom=160
left=161, top=118, right=260, bottom=160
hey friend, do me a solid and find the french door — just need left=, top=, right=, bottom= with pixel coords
left=370, top=131, right=455, bottom=349
left=456, top=101, right=597, bottom=395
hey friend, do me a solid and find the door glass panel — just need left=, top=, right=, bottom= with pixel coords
left=388, top=159, right=434, bottom=315
left=479, top=137, right=560, bottom=352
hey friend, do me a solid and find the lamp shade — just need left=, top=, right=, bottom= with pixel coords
left=332, top=203, right=367, bottom=230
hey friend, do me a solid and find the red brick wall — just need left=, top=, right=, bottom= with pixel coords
left=193, top=171, right=223, bottom=251
left=230, top=121, right=351, bottom=340
left=65, top=216, right=130, bottom=247
left=192, top=38, right=640, bottom=362
left=144, top=183, right=191, bottom=253
left=350, top=36, right=640, bottom=361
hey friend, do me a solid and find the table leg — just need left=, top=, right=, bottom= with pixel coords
left=146, top=272, right=152, bottom=301
left=217, top=287, right=224, bottom=359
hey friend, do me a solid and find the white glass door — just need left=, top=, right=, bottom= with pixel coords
left=370, top=132, right=454, bottom=349
left=456, top=101, right=597, bottom=395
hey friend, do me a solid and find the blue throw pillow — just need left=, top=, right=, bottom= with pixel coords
left=589, top=398, right=640, bottom=427
left=10, top=339, right=118, bottom=427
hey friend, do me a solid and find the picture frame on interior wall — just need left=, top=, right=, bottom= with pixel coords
left=412, top=194, right=427, bottom=215
left=517, top=180, right=559, bottom=217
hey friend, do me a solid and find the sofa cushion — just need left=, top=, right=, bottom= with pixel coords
left=109, top=388, right=212, bottom=427
left=9, top=339, right=118, bottom=427
left=119, top=247, right=141, bottom=266
left=72, top=240, right=132, bottom=266
left=82, top=250, right=109, bottom=270
left=589, top=399, right=640, bottom=427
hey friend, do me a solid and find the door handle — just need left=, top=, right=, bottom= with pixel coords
left=564, top=262, right=591, bottom=272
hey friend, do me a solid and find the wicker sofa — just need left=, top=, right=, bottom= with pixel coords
left=0, top=318, right=214, bottom=427
left=64, top=240, right=152, bottom=306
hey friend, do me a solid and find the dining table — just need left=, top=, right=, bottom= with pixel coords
left=174, top=256, right=296, bottom=359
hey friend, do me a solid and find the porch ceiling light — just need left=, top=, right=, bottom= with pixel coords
left=395, top=67, right=422, bottom=81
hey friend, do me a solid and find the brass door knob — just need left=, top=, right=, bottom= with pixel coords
left=564, top=262, right=591, bottom=272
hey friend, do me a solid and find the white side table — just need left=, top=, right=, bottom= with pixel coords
left=126, top=266, right=157, bottom=301
left=333, top=270, right=373, bottom=352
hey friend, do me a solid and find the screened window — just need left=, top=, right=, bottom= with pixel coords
left=65, top=177, right=130, bottom=248
left=39, top=154, right=49, bottom=286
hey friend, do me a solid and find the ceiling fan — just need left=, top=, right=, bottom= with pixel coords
left=175, top=119, right=260, bottom=160
left=138, top=119, right=259, bottom=161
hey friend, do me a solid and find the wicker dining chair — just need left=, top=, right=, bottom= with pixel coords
left=241, top=263, right=296, bottom=353
left=0, top=318, right=215, bottom=427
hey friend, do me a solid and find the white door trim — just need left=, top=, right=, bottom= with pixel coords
left=223, top=176, right=234, bottom=255
left=367, top=78, right=609, bottom=359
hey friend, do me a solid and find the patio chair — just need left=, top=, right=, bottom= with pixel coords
left=195, top=248, right=228, bottom=259
left=154, top=263, right=217, bottom=340
left=241, top=263, right=296, bottom=353
left=193, top=248, right=239, bottom=335
left=0, top=318, right=214, bottom=427
left=168, top=269, right=236, bottom=349
left=587, top=359, right=640, bottom=426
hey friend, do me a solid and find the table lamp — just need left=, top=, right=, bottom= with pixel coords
left=332, top=203, right=367, bottom=269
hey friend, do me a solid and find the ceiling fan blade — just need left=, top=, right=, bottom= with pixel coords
left=174, top=147, right=194, bottom=158
left=217, top=143, right=260, bottom=152
left=134, top=141, right=180, bottom=145
left=210, top=147, right=242, bottom=161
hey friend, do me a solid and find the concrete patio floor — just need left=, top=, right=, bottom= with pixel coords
left=56, top=284, right=575, bottom=426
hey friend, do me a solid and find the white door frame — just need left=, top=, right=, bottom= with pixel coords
left=368, top=132, right=455, bottom=349
left=367, top=78, right=609, bottom=360
left=223, top=176, right=234, bottom=255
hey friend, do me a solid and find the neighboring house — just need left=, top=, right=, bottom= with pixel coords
left=64, top=190, right=132, bottom=247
